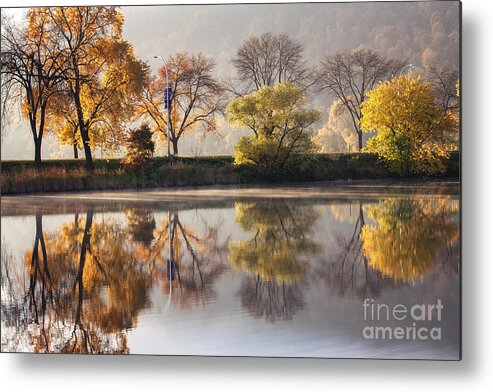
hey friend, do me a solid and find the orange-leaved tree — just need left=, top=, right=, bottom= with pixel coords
left=39, top=7, right=147, bottom=168
left=136, top=52, right=225, bottom=156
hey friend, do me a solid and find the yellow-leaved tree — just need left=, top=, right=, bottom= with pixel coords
left=47, top=39, right=148, bottom=159
left=226, top=82, right=321, bottom=170
left=360, top=74, right=458, bottom=175
left=33, top=7, right=148, bottom=168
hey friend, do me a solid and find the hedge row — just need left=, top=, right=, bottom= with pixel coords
left=0, top=152, right=460, bottom=195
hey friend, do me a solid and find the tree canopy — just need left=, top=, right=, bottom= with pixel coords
left=36, top=7, right=147, bottom=169
left=226, top=82, right=321, bottom=169
left=136, top=52, right=225, bottom=156
left=360, top=74, right=458, bottom=175
left=121, top=122, right=155, bottom=171
left=1, top=12, right=67, bottom=166
left=231, top=32, right=315, bottom=94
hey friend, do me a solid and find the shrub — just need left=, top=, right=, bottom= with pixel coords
left=121, top=123, right=155, bottom=171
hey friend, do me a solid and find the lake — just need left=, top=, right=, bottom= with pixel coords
left=0, top=182, right=460, bottom=359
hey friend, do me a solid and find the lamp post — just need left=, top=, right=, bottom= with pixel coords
left=153, top=55, right=172, bottom=158
left=166, top=209, right=173, bottom=309
left=397, top=63, right=415, bottom=93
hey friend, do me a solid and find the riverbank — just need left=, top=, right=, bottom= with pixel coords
left=0, top=152, right=460, bottom=195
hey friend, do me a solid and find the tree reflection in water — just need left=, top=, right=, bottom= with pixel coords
left=313, top=202, right=394, bottom=299
left=230, top=201, right=320, bottom=321
left=22, top=210, right=151, bottom=353
left=149, top=211, right=229, bottom=309
left=1, top=208, right=227, bottom=353
left=314, top=198, right=459, bottom=298
left=361, top=198, right=459, bottom=283
left=126, top=208, right=156, bottom=247
left=0, top=194, right=460, bottom=353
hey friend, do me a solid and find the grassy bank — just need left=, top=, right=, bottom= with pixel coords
left=0, top=152, right=460, bottom=195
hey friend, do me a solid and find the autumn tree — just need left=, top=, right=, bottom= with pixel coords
left=360, top=74, right=458, bottom=175
left=48, top=88, right=140, bottom=161
left=136, top=52, right=225, bottom=156
left=226, top=82, right=321, bottom=169
left=39, top=7, right=148, bottom=170
left=230, top=32, right=315, bottom=95
left=1, top=12, right=66, bottom=167
left=45, top=92, right=80, bottom=157
left=317, top=49, right=404, bottom=150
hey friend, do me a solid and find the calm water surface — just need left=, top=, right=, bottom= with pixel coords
left=0, top=182, right=460, bottom=359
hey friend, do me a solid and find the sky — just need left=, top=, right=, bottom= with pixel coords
left=1, top=1, right=461, bottom=160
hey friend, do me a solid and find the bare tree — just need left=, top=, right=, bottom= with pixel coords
left=1, top=14, right=65, bottom=167
left=231, top=32, right=315, bottom=94
left=426, top=63, right=459, bottom=116
left=317, top=49, right=405, bottom=150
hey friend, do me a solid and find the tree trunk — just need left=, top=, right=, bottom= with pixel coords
left=35, top=104, right=47, bottom=169
left=34, top=138, right=42, bottom=169
left=72, top=78, right=94, bottom=171
left=172, top=138, right=179, bottom=156
left=74, top=210, right=93, bottom=326
left=73, top=144, right=79, bottom=159
left=80, top=128, right=95, bottom=171
left=357, top=131, right=363, bottom=151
